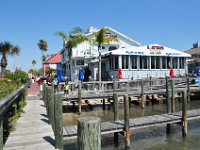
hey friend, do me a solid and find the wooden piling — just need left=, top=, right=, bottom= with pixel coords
left=124, top=94, right=131, bottom=148
left=78, top=116, right=101, bottom=150
left=182, top=90, right=188, bottom=137
left=0, top=115, right=3, bottom=150
left=113, top=80, right=116, bottom=93
left=54, top=93, right=63, bottom=150
left=102, top=99, right=105, bottom=110
left=170, top=79, right=175, bottom=112
left=78, top=81, right=82, bottom=114
left=48, top=86, right=55, bottom=131
left=46, top=87, right=51, bottom=124
left=166, top=77, right=171, bottom=134
left=113, top=92, right=119, bottom=145
left=140, top=80, right=145, bottom=109
left=186, top=75, right=190, bottom=103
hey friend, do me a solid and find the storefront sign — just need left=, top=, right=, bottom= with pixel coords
left=147, top=45, right=164, bottom=50
left=165, top=52, right=181, bottom=56
left=125, top=51, right=144, bottom=55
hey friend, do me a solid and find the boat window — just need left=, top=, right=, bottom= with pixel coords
left=77, top=60, right=84, bottom=65
left=162, top=57, right=167, bottom=69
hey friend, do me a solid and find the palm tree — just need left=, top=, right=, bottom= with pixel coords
left=45, top=67, right=53, bottom=76
left=32, top=60, right=36, bottom=69
left=94, top=28, right=118, bottom=82
left=55, top=32, right=68, bottom=48
left=0, top=41, right=20, bottom=77
left=37, top=39, right=48, bottom=76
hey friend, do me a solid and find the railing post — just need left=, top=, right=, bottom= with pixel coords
left=182, top=90, right=188, bottom=137
left=78, top=116, right=101, bottom=150
left=78, top=81, right=82, bottom=114
left=124, top=94, right=131, bottom=148
left=186, top=75, right=190, bottom=103
left=166, top=77, right=171, bottom=134
left=0, top=115, right=3, bottom=150
left=170, top=79, right=175, bottom=112
left=140, top=80, right=145, bottom=109
left=54, top=93, right=63, bottom=150
left=113, top=93, right=119, bottom=145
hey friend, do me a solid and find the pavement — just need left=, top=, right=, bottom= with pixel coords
left=27, top=81, right=41, bottom=96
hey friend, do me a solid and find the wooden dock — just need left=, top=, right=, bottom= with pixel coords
left=3, top=96, right=56, bottom=150
left=63, top=108, right=200, bottom=140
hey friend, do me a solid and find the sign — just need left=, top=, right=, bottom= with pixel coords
left=147, top=45, right=164, bottom=50
left=104, top=32, right=117, bottom=38
left=125, top=51, right=144, bottom=55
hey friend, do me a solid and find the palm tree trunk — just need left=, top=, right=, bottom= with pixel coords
left=1, top=55, right=7, bottom=78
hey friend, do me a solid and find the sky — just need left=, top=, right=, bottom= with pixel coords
left=0, top=0, right=200, bottom=72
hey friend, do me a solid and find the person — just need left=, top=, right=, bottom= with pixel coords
left=53, top=75, right=59, bottom=93
left=64, top=81, right=69, bottom=98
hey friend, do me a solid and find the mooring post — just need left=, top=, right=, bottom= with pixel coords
left=113, top=79, right=116, bottom=93
left=166, top=77, right=171, bottom=134
left=124, top=94, right=131, bottom=148
left=170, top=79, right=175, bottom=112
left=78, top=80, right=82, bottom=114
left=48, top=86, right=55, bottom=131
left=78, top=116, right=101, bottom=150
left=43, top=83, right=46, bottom=105
left=182, top=90, right=188, bottom=137
left=140, top=80, right=145, bottom=109
left=102, top=99, right=105, bottom=110
left=46, top=87, right=51, bottom=124
left=186, top=75, right=190, bottom=103
left=54, top=93, right=63, bottom=150
left=0, top=115, right=3, bottom=150
left=113, top=92, right=119, bottom=145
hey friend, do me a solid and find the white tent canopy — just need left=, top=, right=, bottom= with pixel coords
left=104, top=44, right=191, bottom=57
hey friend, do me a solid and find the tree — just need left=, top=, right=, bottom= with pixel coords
left=55, top=32, right=68, bottom=48
left=37, top=39, right=48, bottom=76
left=94, top=28, right=118, bottom=82
left=32, top=60, right=36, bottom=69
left=45, top=67, right=53, bottom=76
left=0, top=41, right=20, bottom=77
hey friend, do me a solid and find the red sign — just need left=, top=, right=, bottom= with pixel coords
left=147, top=45, right=164, bottom=50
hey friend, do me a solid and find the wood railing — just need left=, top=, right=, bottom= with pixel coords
left=0, top=85, right=26, bottom=150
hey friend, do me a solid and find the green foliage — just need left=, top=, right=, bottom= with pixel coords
left=5, top=69, right=28, bottom=84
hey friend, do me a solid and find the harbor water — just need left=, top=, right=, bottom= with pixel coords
left=63, top=100, right=200, bottom=150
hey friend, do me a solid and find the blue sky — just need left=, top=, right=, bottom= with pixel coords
left=0, top=0, right=200, bottom=72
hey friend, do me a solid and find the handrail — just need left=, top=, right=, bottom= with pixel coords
left=0, top=85, right=26, bottom=117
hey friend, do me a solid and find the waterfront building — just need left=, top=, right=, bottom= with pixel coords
left=184, top=42, right=200, bottom=73
left=43, top=52, right=62, bottom=75
left=61, top=26, right=190, bottom=81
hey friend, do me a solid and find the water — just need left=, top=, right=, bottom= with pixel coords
left=63, top=100, right=200, bottom=150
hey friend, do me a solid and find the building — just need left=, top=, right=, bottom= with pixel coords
left=43, top=52, right=62, bottom=75
left=185, top=42, right=200, bottom=73
left=61, top=26, right=191, bottom=81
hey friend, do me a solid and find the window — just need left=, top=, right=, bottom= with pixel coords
left=122, top=55, right=129, bottom=69
left=151, top=56, right=160, bottom=69
left=162, top=57, right=167, bottom=69
left=130, top=55, right=137, bottom=69
left=114, top=56, right=118, bottom=69
left=110, top=57, right=113, bottom=70
left=109, top=46, right=118, bottom=51
left=172, top=57, right=178, bottom=69
left=140, top=56, right=149, bottom=69
left=77, top=60, right=84, bottom=65
left=179, top=57, right=185, bottom=69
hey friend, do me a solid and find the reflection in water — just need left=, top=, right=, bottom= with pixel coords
left=63, top=100, right=200, bottom=150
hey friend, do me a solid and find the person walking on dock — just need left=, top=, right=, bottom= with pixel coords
left=64, top=80, right=69, bottom=98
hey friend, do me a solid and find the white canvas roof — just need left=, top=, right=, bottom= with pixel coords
left=103, top=44, right=191, bottom=57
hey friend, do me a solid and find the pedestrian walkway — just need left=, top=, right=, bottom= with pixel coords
left=27, top=81, right=40, bottom=95
left=4, top=82, right=56, bottom=150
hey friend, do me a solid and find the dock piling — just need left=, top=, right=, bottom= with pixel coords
left=186, top=75, right=190, bottom=103
left=54, top=93, right=63, bottom=150
left=124, top=94, right=131, bottom=148
left=78, top=81, right=82, bottom=114
left=113, top=93, right=119, bottom=145
left=140, top=80, right=145, bottom=109
left=78, top=116, right=101, bottom=150
left=0, top=115, right=3, bottom=150
left=170, top=79, right=175, bottom=112
left=166, top=77, right=171, bottom=134
left=182, top=90, right=188, bottom=137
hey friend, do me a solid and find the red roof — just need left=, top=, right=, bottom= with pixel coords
left=44, top=53, right=61, bottom=64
